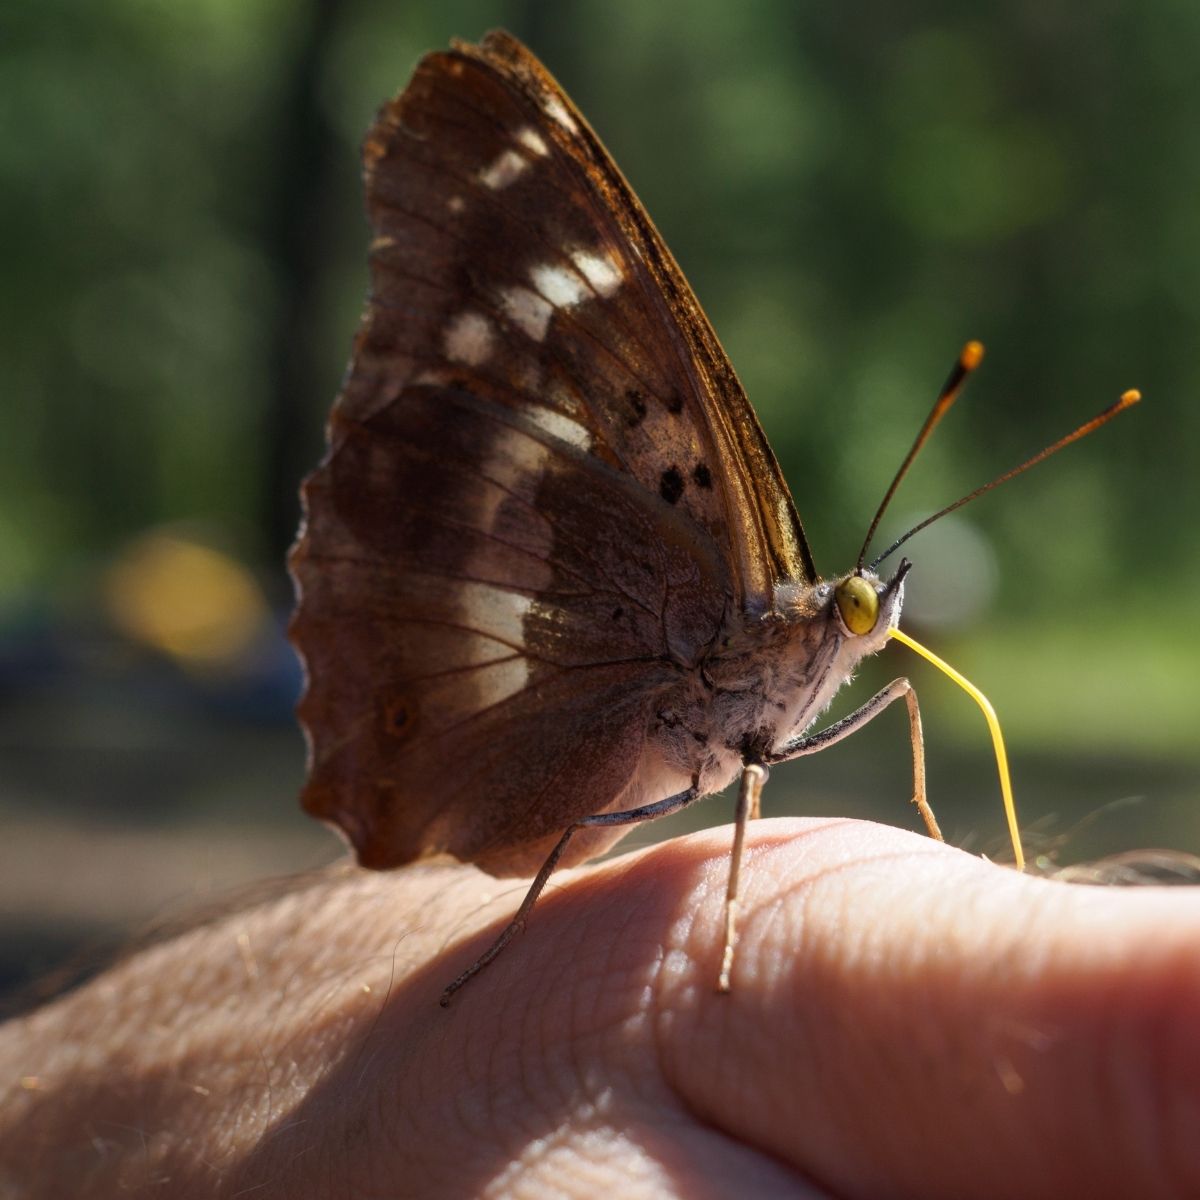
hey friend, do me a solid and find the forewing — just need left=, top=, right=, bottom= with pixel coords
left=351, top=30, right=813, bottom=601
left=460, top=33, right=816, bottom=597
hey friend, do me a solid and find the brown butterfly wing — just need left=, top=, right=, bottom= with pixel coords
left=294, top=387, right=725, bottom=873
left=289, top=32, right=813, bottom=873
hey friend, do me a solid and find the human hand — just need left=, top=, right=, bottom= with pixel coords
left=3, top=817, right=1197, bottom=1198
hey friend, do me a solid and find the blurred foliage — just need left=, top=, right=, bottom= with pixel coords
left=2, top=0, right=1199, bottom=758
left=4, top=0, right=1200, bottom=1009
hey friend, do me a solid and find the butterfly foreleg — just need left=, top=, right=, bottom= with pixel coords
left=767, top=677, right=943, bottom=843
left=717, top=760, right=767, bottom=993
left=440, top=781, right=702, bottom=1006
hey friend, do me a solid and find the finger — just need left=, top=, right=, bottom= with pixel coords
left=638, top=818, right=1200, bottom=1200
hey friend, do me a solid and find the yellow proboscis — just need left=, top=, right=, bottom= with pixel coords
left=889, top=626, right=1025, bottom=872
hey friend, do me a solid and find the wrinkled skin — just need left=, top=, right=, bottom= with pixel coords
left=3, top=817, right=1198, bottom=1199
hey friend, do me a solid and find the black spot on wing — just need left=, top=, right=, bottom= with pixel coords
left=379, top=688, right=418, bottom=743
left=659, top=466, right=684, bottom=505
left=692, top=462, right=713, bottom=489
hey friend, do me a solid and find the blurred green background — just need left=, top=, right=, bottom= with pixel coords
left=3, top=0, right=1198, bottom=1009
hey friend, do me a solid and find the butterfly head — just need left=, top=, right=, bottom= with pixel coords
left=827, top=558, right=910, bottom=654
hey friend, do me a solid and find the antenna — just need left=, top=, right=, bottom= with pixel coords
left=870, top=389, right=1142, bottom=570
left=857, top=341, right=985, bottom=570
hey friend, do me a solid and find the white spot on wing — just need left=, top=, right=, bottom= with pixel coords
left=500, top=286, right=553, bottom=341
left=530, top=263, right=589, bottom=309
left=468, top=655, right=531, bottom=708
left=444, top=310, right=493, bottom=366
left=479, top=148, right=528, bottom=190
left=502, top=249, right=624, bottom=341
left=469, top=426, right=553, bottom=536
left=570, top=249, right=623, bottom=297
left=453, top=425, right=558, bottom=709
left=521, top=405, right=593, bottom=450
left=447, top=195, right=465, bottom=214
left=456, top=580, right=533, bottom=645
left=515, top=126, right=550, bottom=157
left=543, top=94, right=579, bottom=133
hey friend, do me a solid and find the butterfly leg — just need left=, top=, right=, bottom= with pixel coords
left=440, top=781, right=702, bottom=1006
left=768, top=678, right=943, bottom=842
left=717, top=760, right=767, bottom=993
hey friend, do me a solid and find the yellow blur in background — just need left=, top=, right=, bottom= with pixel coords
left=104, top=531, right=269, bottom=672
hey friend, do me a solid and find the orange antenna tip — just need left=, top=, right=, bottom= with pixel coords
left=962, top=340, right=985, bottom=370
left=1120, top=388, right=1141, bottom=406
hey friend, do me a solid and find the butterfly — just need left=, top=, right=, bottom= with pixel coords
left=288, top=31, right=1137, bottom=1004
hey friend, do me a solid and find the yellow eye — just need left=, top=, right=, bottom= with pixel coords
left=835, top=575, right=879, bottom=636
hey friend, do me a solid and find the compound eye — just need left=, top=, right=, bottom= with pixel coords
left=835, top=575, right=879, bottom=635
